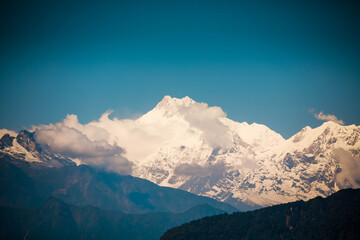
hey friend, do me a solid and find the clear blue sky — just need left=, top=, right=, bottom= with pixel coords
left=1, top=0, right=359, bottom=138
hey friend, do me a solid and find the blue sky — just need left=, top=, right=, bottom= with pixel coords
left=1, top=0, right=359, bottom=138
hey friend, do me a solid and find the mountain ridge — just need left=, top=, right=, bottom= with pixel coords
left=1, top=96, right=359, bottom=209
left=0, top=196, right=227, bottom=240
left=0, top=149, right=237, bottom=214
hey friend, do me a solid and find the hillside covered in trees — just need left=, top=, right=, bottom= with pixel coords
left=161, top=188, right=360, bottom=240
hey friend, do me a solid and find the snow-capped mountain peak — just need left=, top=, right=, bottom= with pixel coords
left=155, top=95, right=196, bottom=110
left=138, top=96, right=198, bottom=124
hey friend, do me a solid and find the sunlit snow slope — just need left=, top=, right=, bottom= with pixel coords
left=131, top=97, right=360, bottom=209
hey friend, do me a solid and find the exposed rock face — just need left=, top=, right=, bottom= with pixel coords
left=0, top=134, right=14, bottom=149
left=16, top=130, right=42, bottom=153
left=0, top=129, right=75, bottom=167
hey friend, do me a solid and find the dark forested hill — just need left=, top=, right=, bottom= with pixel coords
left=0, top=197, right=226, bottom=240
left=161, top=188, right=360, bottom=240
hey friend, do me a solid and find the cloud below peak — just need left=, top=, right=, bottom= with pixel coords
left=30, top=97, right=234, bottom=175
left=34, top=115, right=133, bottom=175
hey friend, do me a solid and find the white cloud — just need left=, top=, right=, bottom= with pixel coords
left=34, top=116, right=133, bottom=175
left=311, top=110, right=344, bottom=125
left=179, top=102, right=232, bottom=148
left=35, top=124, right=120, bottom=157
left=333, top=149, right=360, bottom=188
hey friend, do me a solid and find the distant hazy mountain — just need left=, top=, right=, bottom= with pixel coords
left=0, top=196, right=226, bottom=240
left=161, top=188, right=360, bottom=240
left=1, top=96, right=359, bottom=210
left=0, top=137, right=236, bottom=214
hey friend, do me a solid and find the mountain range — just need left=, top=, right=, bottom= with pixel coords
left=1, top=96, right=360, bottom=210
left=133, top=96, right=360, bottom=209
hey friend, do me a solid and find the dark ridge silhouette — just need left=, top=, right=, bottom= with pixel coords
left=161, top=188, right=360, bottom=240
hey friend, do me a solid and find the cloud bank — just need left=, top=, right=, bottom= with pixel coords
left=34, top=115, right=133, bottom=175
left=311, top=110, right=344, bottom=125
